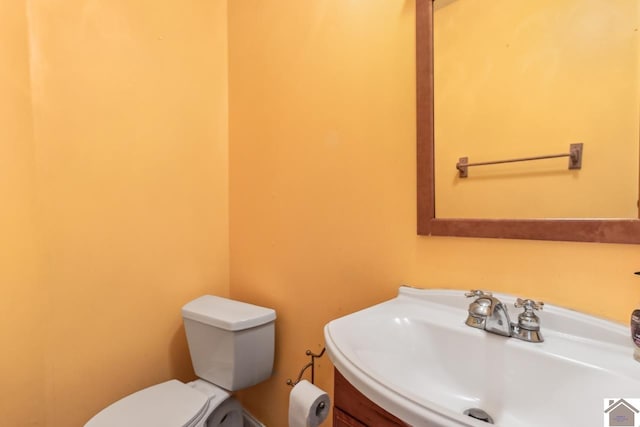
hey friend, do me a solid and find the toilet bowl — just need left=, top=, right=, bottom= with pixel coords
left=85, top=380, right=243, bottom=427
left=85, top=295, right=276, bottom=427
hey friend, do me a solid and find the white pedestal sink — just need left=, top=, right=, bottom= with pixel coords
left=324, top=286, right=640, bottom=427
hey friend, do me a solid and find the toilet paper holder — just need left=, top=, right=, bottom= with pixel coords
left=286, top=347, right=326, bottom=387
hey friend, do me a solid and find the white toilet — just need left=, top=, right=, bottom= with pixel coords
left=85, top=295, right=276, bottom=427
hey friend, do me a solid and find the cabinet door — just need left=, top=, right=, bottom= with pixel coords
left=333, top=369, right=409, bottom=427
left=334, top=407, right=366, bottom=427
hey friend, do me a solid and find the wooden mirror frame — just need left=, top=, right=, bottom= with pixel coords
left=416, top=0, right=640, bottom=244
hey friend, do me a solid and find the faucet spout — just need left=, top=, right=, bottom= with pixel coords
left=484, top=301, right=512, bottom=337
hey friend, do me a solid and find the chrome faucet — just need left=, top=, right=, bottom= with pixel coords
left=464, top=290, right=544, bottom=343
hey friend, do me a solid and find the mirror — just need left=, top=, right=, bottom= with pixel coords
left=416, top=0, right=640, bottom=243
left=434, top=0, right=639, bottom=219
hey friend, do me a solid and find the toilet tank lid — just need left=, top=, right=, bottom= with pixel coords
left=182, top=295, right=276, bottom=331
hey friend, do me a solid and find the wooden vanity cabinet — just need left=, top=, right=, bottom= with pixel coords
left=333, top=369, right=409, bottom=427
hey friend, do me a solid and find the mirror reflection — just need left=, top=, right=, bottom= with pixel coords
left=433, top=0, right=639, bottom=219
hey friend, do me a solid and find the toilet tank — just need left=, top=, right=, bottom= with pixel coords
left=182, top=295, right=276, bottom=391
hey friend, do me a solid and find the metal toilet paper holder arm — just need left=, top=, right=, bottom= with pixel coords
left=286, top=347, right=326, bottom=387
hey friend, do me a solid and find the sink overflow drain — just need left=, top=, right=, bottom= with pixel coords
left=463, top=408, right=494, bottom=424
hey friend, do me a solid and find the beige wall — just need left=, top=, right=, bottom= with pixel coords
left=228, top=1, right=640, bottom=425
left=2, top=0, right=229, bottom=425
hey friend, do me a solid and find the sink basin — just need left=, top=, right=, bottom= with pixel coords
left=324, top=286, right=640, bottom=427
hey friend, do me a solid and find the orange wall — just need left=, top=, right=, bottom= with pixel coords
left=228, top=1, right=640, bottom=425
left=1, top=0, right=229, bottom=425
left=0, top=1, right=44, bottom=425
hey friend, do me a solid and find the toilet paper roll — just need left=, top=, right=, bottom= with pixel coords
left=288, top=380, right=330, bottom=427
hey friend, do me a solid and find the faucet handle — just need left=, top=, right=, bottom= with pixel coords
left=513, top=298, right=545, bottom=342
left=514, top=298, right=544, bottom=311
left=465, top=289, right=492, bottom=298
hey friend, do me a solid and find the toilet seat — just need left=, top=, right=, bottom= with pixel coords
left=85, top=380, right=213, bottom=427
